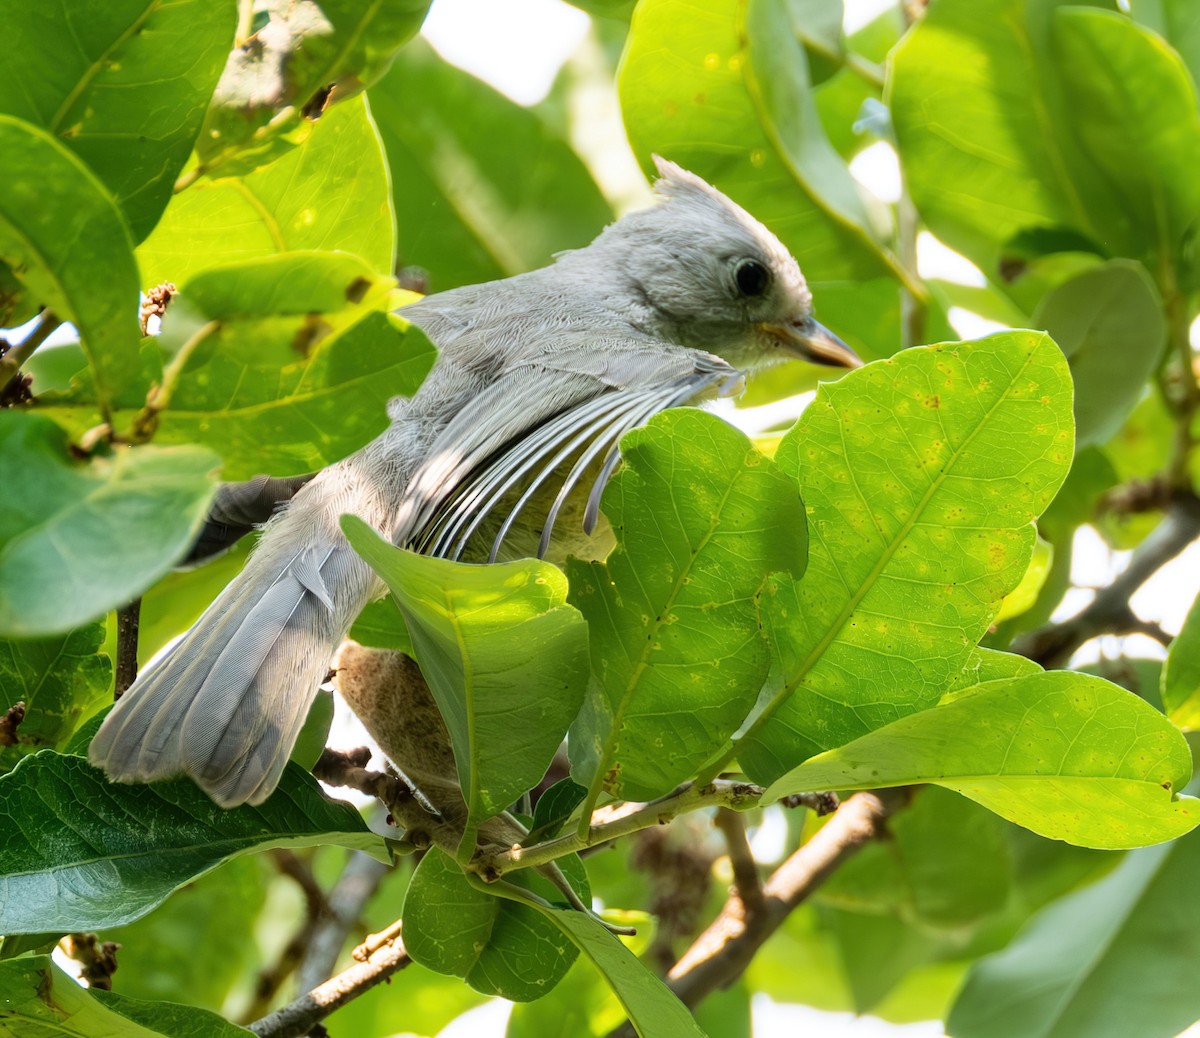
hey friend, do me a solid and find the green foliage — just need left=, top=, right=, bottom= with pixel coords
left=0, top=753, right=386, bottom=934
left=0, top=414, right=219, bottom=636
left=344, top=518, right=590, bottom=855
left=568, top=408, right=806, bottom=806
left=4, top=1, right=1200, bottom=1035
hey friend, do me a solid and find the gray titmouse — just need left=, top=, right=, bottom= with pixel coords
left=89, top=158, right=860, bottom=807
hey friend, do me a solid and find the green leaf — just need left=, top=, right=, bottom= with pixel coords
left=890, top=0, right=1125, bottom=274
left=142, top=252, right=433, bottom=478
left=528, top=778, right=589, bottom=842
left=496, top=889, right=710, bottom=1038
left=0, top=115, right=141, bottom=413
left=0, top=752, right=385, bottom=934
left=402, top=847, right=586, bottom=1001
left=0, top=0, right=237, bottom=241
left=0, top=956, right=253, bottom=1037
left=138, top=95, right=396, bottom=287
left=197, top=0, right=430, bottom=176
left=619, top=0, right=898, bottom=284
left=0, top=623, right=111, bottom=772
left=737, top=332, right=1074, bottom=780
left=1051, top=8, right=1200, bottom=284
left=763, top=671, right=1199, bottom=850
left=948, top=825, right=1200, bottom=1038
left=369, top=39, right=613, bottom=290
left=349, top=595, right=414, bottom=654
left=0, top=413, right=219, bottom=637
left=1033, top=260, right=1166, bottom=449
left=289, top=691, right=335, bottom=771
left=567, top=409, right=806, bottom=804
left=1163, top=591, right=1200, bottom=730
left=343, top=518, right=589, bottom=853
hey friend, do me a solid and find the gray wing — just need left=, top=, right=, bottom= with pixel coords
left=401, top=342, right=744, bottom=562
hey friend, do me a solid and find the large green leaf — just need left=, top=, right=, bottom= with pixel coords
left=1033, top=259, right=1166, bottom=449
left=763, top=671, right=1198, bottom=850
left=735, top=332, right=1074, bottom=781
left=0, top=116, right=141, bottom=413
left=0, top=957, right=252, bottom=1037
left=567, top=409, right=806, bottom=804
left=403, top=847, right=586, bottom=1001
left=0, top=413, right=219, bottom=637
left=948, top=825, right=1200, bottom=1038
left=1051, top=8, right=1200, bottom=285
left=369, top=39, right=612, bottom=290
left=0, top=752, right=385, bottom=934
left=1163, top=591, right=1200, bottom=731
left=0, top=623, right=111, bottom=772
left=619, top=0, right=896, bottom=284
left=138, top=95, right=395, bottom=287
left=0, top=0, right=236, bottom=241
left=890, top=0, right=1125, bottom=274
left=343, top=518, right=589, bottom=853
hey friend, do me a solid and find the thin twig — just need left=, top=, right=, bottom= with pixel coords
left=712, top=808, right=763, bottom=915
left=471, top=780, right=766, bottom=882
left=295, top=851, right=392, bottom=994
left=667, top=789, right=904, bottom=1009
left=0, top=310, right=60, bottom=395
left=114, top=599, right=141, bottom=699
left=1014, top=494, right=1200, bottom=667
left=248, top=930, right=411, bottom=1038
left=131, top=319, right=219, bottom=441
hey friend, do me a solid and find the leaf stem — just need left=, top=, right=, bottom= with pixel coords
left=130, top=319, right=218, bottom=441
left=472, top=780, right=766, bottom=881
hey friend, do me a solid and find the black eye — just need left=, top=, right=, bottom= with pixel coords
left=735, top=259, right=770, bottom=297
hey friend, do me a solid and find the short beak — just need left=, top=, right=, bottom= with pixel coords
left=760, top=317, right=863, bottom=369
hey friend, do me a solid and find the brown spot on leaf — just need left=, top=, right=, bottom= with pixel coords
left=345, top=276, right=372, bottom=304
left=293, top=314, right=333, bottom=356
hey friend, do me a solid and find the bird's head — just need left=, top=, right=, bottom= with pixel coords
left=584, top=157, right=861, bottom=371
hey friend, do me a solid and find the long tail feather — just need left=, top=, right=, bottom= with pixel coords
left=89, top=463, right=391, bottom=807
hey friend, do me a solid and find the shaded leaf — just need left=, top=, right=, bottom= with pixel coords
left=369, top=39, right=613, bottom=291
left=343, top=518, right=589, bottom=853
left=0, top=413, right=219, bottom=637
left=0, top=0, right=237, bottom=241
left=763, top=671, right=1198, bottom=850
left=890, top=0, right=1125, bottom=274
left=0, top=752, right=385, bottom=934
left=1051, top=8, right=1200, bottom=285
left=0, top=115, right=141, bottom=412
left=0, top=623, right=111, bottom=772
left=567, top=409, right=806, bottom=804
left=402, top=847, right=586, bottom=1001
left=948, top=825, right=1200, bottom=1038
left=0, top=956, right=252, bottom=1037
left=737, top=332, right=1074, bottom=780
left=138, top=95, right=395, bottom=287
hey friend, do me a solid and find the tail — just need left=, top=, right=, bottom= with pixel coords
left=89, top=461, right=392, bottom=807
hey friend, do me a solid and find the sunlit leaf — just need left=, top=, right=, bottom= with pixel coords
left=764, top=671, right=1198, bottom=850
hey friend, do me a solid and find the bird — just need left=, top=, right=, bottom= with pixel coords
left=89, top=157, right=861, bottom=808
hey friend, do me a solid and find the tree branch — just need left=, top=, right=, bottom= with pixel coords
left=114, top=599, right=141, bottom=698
left=248, top=928, right=411, bottom=1038
left=666, top=789, right=904, bottom=1009
left=1014, top=494, right=1200, bottom=667
left=0, top=309, right=60, bottom=397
